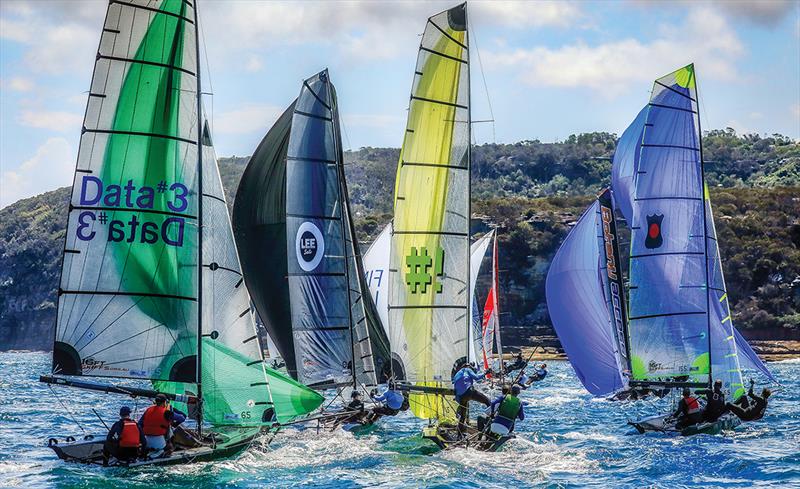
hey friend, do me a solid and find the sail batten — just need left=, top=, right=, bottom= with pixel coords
left=48, top=0, right=322, bottom=428
left=389, top=3, right=470, bottom=421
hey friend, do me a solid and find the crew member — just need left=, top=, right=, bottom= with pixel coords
left=488, top=384, right=525, bottom=437
left=371, top=383, right=405, bottom=416
left=697, top=379, right=727, bottom=422
left=671, top=388, right=703, bottom=429
left=452, top=362, right=492, bottom=434
left=104, top=405, right=145, bottom=465
left=726, top=380, right=771, bottom=422
left=139, top=394, right=172, bottom=457
left=531, top=363, right=548, bottom=382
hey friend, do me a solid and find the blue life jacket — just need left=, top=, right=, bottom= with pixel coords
left=384, top=390, right=404, bottom=410
left=452, top=367, right=477, bottom=397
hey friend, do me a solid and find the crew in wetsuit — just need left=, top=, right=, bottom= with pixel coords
left=371, top=383, right=405, bottom=417
left=103, top=406, right=145, bottom=465
left=726, top=381, right=771, bottom=422
left=452, top=363, right=492, bottom=434
left=530, top=363, right=548, bottom=382
left=672, top=388, right=703, bottom=429
left=487, top=384, right=525, bottom=437
left=505, top=352, right=527, bottom=373
left=697, top=379, right=727, bottom=422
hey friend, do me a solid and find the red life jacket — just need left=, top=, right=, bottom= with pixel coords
left=119, top=419, right=141, bottom=448
left=685, top=396, right=701, bottom=414
left=141, top=405, right=169, bottom=436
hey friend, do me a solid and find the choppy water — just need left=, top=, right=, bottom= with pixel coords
left=1, top=352, right=798, bottom=488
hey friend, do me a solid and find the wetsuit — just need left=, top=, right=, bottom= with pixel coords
left=672, top=396, right=703, bottom=429
left=697, top=388, right=727, bottom=422
left=371, top=390, right=403, bottom=416
left=452, top=367, right=490, bottom=431
left=726, top=388, right=768, bottom=421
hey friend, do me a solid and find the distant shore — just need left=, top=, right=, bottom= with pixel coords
left=516, top=340, right=800, bottom=362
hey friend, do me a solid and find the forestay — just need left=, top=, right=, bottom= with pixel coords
left=389, top=3, right=470, bottom=420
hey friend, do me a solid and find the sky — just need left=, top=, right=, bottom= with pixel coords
left=1, top=0, right=798, bottom=207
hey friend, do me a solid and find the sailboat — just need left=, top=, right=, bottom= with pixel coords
left=39, top=0, right=322, bottom=466
left=232, top=69, right=391, bottom=430
left=547, top=64, right=774, bottom=435
left=387, top=3, right=507, bottom=451
left=365, top=224, right=495, bottom=371
left=479, top=230, right=505, bottom=376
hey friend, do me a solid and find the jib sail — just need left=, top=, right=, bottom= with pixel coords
left=546, top=200, right=628, bottom=396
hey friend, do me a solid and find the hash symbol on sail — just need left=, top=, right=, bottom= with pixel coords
left=645, top=214, right=664, bottom=249
left=406, top=246, right=444, bottom=294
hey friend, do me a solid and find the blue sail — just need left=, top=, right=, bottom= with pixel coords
left=734, top=329, right=776, bottom=383
left=611, top=106, right=647, bottom=223
left=628, top=65, right=711, bottom=385
left=546, top=201, right=626, bottom=396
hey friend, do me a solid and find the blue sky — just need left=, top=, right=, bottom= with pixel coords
left=1, top=0, right=798, bottom=207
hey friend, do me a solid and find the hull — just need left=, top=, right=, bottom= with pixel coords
left=47, top=430, right=256, bottom=467
left=629, top=413, right=741, bottom=436
left=422, top=422, right=513, bottom=452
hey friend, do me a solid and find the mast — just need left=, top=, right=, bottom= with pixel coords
left=465, top=2, right=472, bottom=373
left=193, top=1, right=204, bottom=433
left=694, top=65, right=713, bottom=389
left=329, top=72, right=360, bottom=391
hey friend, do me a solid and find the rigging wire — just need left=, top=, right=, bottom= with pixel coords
left=467, top=13, right=496, bottom=145
left=198, top=6, right=214, bottom=134
left=49, top=385, right=86, bottom=434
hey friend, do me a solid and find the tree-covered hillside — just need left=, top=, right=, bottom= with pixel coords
left=1, top=130, right=798, bottom=351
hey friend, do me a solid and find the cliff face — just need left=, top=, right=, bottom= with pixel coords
left=1, top=132, right=798, bottom=351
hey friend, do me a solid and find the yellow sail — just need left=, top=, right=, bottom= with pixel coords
left=389, top=3, right=469, bottom=421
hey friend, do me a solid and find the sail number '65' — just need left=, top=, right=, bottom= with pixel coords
left=74, top=175, right=189, bottom=247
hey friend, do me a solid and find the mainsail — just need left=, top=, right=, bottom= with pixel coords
left=546, top=200, right=628, bottom=396
left=389, top=3, right=470, bottom=420
left=627, top=65, right=744, bottom=395
left=233, top=70, right=389, bottom=391
left=48, top=0, right=321, bottom=428
left=366, top=224, right=494, bottom=369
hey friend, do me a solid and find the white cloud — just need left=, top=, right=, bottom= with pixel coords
left=342, top=113, right=404, bottom=129
left=244, top=54, right=264, bottom=73
left=202, top=1, right=583, bottom=66
left=483, top=6, right=744, bottom=96
left=18, top=109, right=83, bottom=132
left=472, top=1, right=581, bottom=29
left=0, top=137, right=75, bottom=208
left=2, top=77, right=34, bottom=92
left=213, top=104, right=283, bottom=135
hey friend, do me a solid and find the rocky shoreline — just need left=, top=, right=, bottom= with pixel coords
left=516, top=339, right=800, bottom=362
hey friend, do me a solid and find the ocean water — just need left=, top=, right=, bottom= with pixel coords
left=1, top=352, right=798, bottom=488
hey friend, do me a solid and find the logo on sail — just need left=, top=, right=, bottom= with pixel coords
left=645, top=214, right=664, bottom=249
left=296, top=221, right=325, bottom=272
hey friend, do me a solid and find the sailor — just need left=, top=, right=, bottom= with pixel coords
left=726, top=380, right=771, bottom=422
left=103, top=405, right=145, bottom=465
left=347, top=391, right=365, bottom=412
left=505, top=352, right=527, bottom=372
left=371, top=382, right=405, bottom=416
left=452, top=362, right=492, bottom=434
left=697, top=379, right=727, bottom=422
left=671, top=388, right=703, bottom=429
left=487, top=384, right=525, bottom=438
left=531, top=363, right=548, bottom=382
left=139, top=393, right=183, bottom=458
